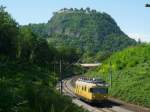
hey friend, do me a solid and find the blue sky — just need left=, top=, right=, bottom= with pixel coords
left=1, top=0, right=150, bottom=42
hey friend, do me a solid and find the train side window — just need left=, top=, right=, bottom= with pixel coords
left=83, top=86, right=85, bottom=91
left=89, top=88, right=93, bottom=92
left=84, top=86, right=86, bottom=91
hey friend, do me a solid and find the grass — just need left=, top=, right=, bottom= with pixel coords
left=87, top=44, right=150, bottom=108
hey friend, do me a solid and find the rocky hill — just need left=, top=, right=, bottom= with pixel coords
left=28, top=8, right=136, bottom=62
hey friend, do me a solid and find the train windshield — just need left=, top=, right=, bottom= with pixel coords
left=90, top=88, right=108, bottom=94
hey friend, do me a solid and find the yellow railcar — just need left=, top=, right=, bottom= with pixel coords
left=74, top=77, right=109, bottom=103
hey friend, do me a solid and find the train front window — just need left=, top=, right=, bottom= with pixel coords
left=90, top=88, right=108, bottom=94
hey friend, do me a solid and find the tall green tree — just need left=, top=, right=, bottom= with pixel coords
left=0, top=6, right=19, bottom=60
left=57, top=46, right=80, bottom=64
left=18, top=27, right=37, bottom=63
left=33, top=38, right=55, bottom=65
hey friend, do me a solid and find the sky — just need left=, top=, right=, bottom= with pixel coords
left=1, top=0, right=150, bottom=42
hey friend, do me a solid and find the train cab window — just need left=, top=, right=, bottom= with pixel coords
left=90, top=88, right=108, bottom=94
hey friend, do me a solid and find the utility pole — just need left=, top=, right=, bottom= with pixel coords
left=109, top=61, right=112, bottom=88
left=60, top=58, right=63, bottom=94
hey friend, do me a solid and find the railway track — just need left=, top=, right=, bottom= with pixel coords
left=63, top=78, right=134, bottom=112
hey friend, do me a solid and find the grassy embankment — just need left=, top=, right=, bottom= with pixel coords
left=87, top=44, right=150, bottom=108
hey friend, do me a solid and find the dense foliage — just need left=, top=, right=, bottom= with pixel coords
left=0, top=6, right=85, bottom=112
left=87, top=44, right=150, bottom=107
left=28, top=8, right=136, bottom=62
left=0, top=62, right=86, bottom=112
left=0, top=6, right=19, bottom=60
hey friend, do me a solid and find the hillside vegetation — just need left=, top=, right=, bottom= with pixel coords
left=28, top=8, right=136, bottom=62
left=0, top=6, right=86, bottom=112
left=87, top=44, right=150, bottom=107
left=0, top=62, right=85, bottom=112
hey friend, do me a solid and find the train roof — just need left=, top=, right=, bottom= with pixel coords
left=76, top=77, right=109, bottom=87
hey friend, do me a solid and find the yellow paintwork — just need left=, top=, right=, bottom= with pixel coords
left=74, top=86, right=92, bottom=101
left=74, top=80, right=108, bottom=102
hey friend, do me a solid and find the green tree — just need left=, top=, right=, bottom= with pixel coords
left=0, top=6, right=19, bottom=60
left=18, top=27, right=37, bottom=63
left=57, top=46, right=80, bottom=64
left=33, top=38, right=55, bottom=65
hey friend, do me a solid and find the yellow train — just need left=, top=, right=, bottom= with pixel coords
left=74, top=77, right=109, bottom=103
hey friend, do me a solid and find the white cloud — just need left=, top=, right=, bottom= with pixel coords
left=128, top=33, right=150, bottom=42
